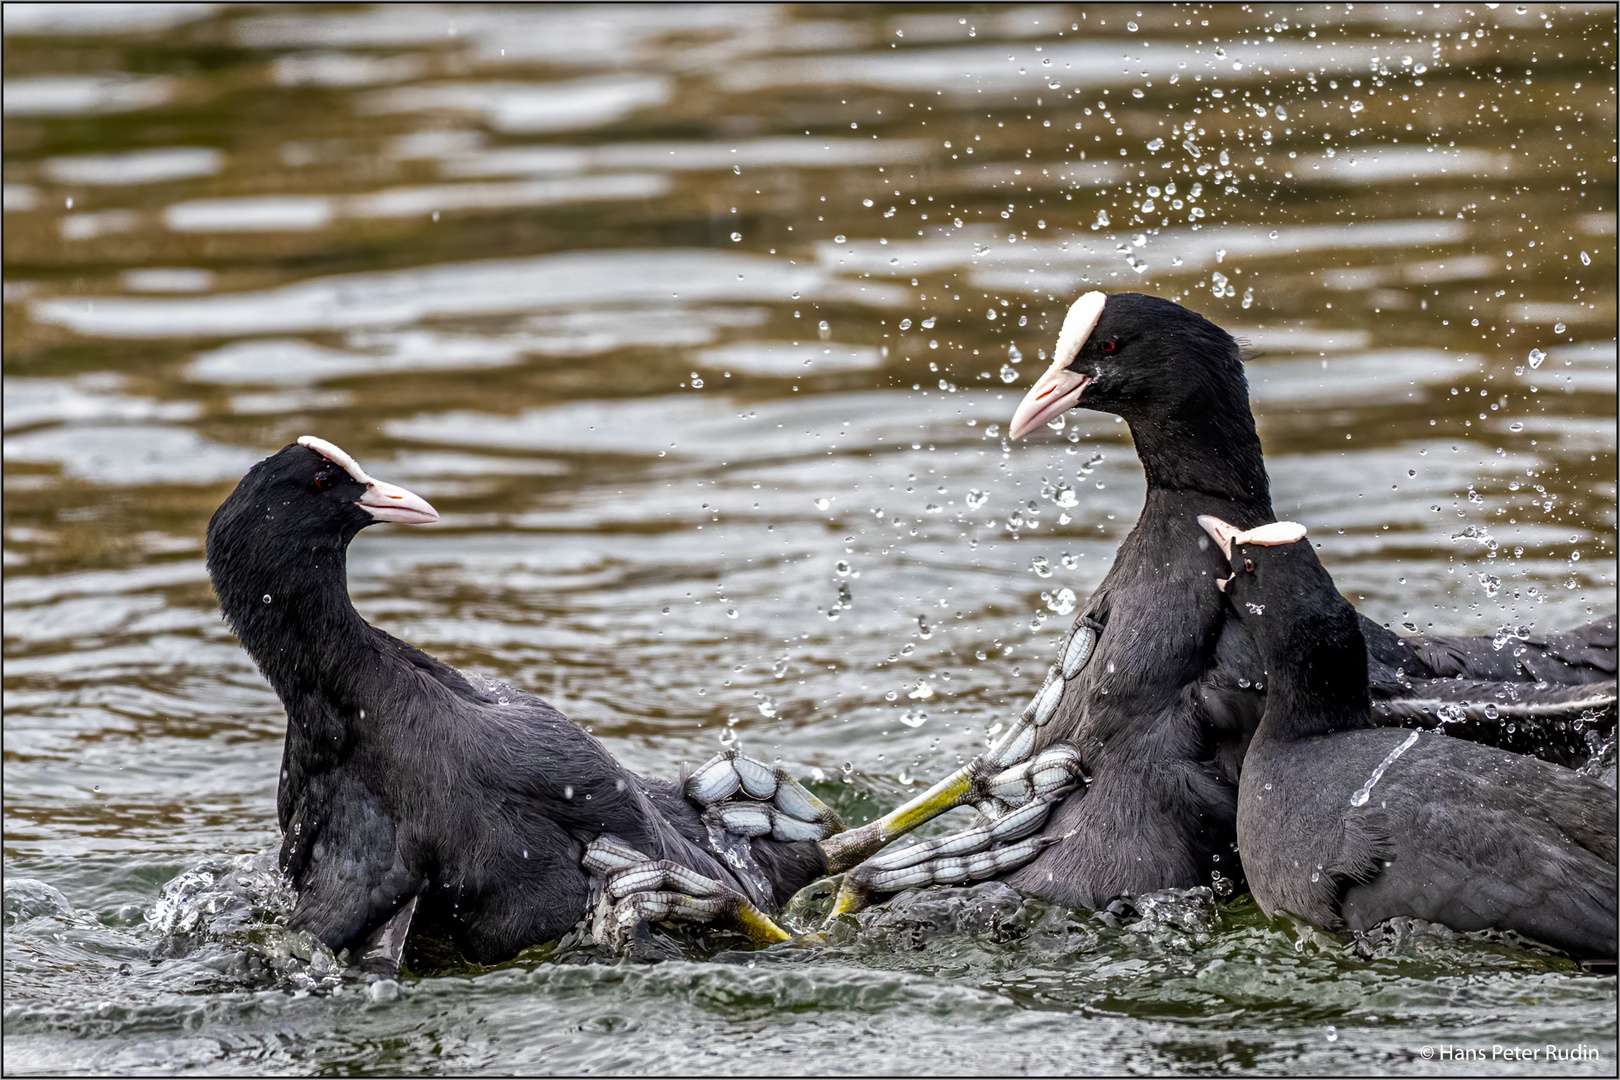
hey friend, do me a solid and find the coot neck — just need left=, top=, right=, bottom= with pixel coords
left=1124, top=385, right=1270, bottom=514
left=1252, top=628, right=1374, bottom=744
left=210, top=531, right=379, bottom=712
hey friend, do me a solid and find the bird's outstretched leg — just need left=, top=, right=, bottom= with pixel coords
left=820, top=619, right=1099, bottom=873
left=685, top=750, right=845, bottom=842
left=583, top=836, right=791, bottom=949
left=825, top=787, right=1077, bottom=921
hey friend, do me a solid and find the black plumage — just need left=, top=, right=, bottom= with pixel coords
left=1208, top=518, right=1616, bottom=961
left=998, top=292, right=1614, bottom=910
left=205, top=438, right=822, bottom=965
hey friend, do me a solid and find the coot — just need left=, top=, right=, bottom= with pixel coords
left=206, top=437, right=838, bottom=972
left=1200, top=514, right=1615, bottom=961
left=822, top=291, right=1613, bottom=916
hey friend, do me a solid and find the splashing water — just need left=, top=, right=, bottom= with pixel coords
left=1349, top=731, right=1421, bottom=807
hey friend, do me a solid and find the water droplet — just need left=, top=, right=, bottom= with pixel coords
left=862, top=198, right=874, bottom=207
left=966, top=489, right=989, bottom=509
left=1147, top=137, right=1164, bottom=151
left=730, top=232, right=742, bottom=243
left=1000, top=364, right=1019, bottom=383
left=814, top=497, right=831, bottom=511
left=1528, top=348, right=1545, bottom=369
left=1126, top=20, right=1138, bottom=31
left=1348, top=100, right=1364, bottom=113
left=1325, top=1026, right=1338, bottom=1043
left=899, top=318, right=912, bottom=329
left=262, top=594, right=273, bottom=604
left=833, top=235, right=847, bottom=244
left=1508, top=421, right=1524, bottom=432
left=1580, top=250, right=1591, bottom=265
left=900, top=708, right=927, bottom=728
left=921, top=317, right=936, bottom=329
left=1554, top=321, right=1567, bottom=334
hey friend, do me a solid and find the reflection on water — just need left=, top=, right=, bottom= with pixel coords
left=3, top=4, right=1614, bottom=1075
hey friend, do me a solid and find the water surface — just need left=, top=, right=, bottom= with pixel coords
left=4, top=4, right=1615, bottom=1074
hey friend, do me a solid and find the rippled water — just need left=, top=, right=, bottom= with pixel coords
left=4, top=4, right=1615, bottom=1074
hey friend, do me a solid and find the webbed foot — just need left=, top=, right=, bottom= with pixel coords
left=686, top=750, right=844, bottom=841
left=826, top=779, right=1081, bottom=923
left=819, top=622, right=1098, bottom=871
left=583, top=836, right=791, bottom=949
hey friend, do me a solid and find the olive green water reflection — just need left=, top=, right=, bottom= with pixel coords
left=3, top=4, right=1614, bottom=1074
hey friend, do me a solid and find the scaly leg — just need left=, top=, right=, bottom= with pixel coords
left=820, top=620, right=1099, bottom=872
left=826, top=786, right=1078, bottom=920
left=582, top=836, right=791, bottom=949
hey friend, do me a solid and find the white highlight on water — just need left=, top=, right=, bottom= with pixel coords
left=1349, top=730, right=1420, bottom=807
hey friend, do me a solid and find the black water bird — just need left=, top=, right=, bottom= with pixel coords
left=823, top=292, right=1614, bottom=915
left=1200, top=514, right=1616, bottom=961
left=206, top=437, right=833, bottom=971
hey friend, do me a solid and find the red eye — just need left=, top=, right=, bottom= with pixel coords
left=1101, top=341, right=1117, bottom=353
left=1243, top=558, right=1254, bottom=573
left=314, top=471, right=334, bottom=491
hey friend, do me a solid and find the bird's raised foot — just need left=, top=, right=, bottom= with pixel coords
left=819, top=624, right=1098, bottom=873
left=819, top=740, right=1086, bottom=873
left=685, top=750, right=844, bottom=841
left=825, top=783, right=1080, bottom=924
left=582, top=836, right=791, bottom=950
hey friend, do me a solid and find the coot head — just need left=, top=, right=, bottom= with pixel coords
left=206, top=437, right=438, bottom=622
left=1010, top=291, right=1246, bottom=439
left=1198, top=514, right=1368, bottom=698
left=209, top=435, right=436, bottom=544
